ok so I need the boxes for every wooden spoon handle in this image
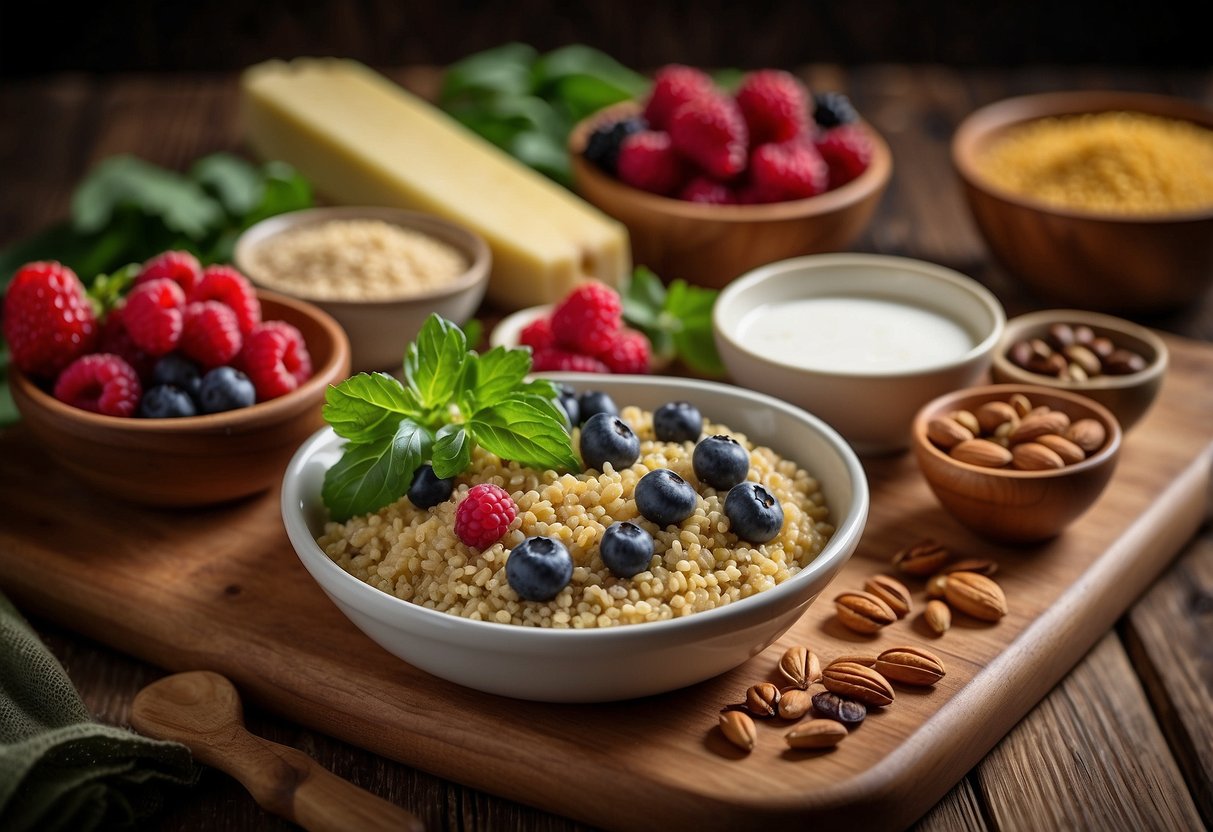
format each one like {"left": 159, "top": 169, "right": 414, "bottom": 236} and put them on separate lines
{"left": 221, "top": 731, "right": 425, "bottom": 832}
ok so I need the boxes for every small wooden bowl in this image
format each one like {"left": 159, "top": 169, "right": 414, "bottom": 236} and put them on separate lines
{"left": 911, "top": 384, "right": 1122, "bottom": 544}
{"left": 952, "top": 91, "right": 1213, "bottom": 313}
{"left": 569, "top": 102, "right": 892, "bottom": 290}
{"left": 991, "top": 309, "right": 1168, "bottom": 431}
{"left": 10, "top": 290, "right": 351, "bottom": 508}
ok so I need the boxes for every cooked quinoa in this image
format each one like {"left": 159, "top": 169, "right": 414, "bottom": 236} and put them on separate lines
{"left": 318, "top": 406, "right": 834, "bottom": 628}
{"left": 978, "top": 111, "right": 1213, "bottom": 214}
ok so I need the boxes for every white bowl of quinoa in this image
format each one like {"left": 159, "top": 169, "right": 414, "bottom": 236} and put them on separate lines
{"left": 235, "top": 206, "right": 490, "bottom": 372}
{"left": 281, "top": 374, "right": 868, "bottom": 702}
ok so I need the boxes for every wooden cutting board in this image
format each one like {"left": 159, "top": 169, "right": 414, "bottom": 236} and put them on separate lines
{"left": 2, "top": 333, "right": 1211, "bottom": 831}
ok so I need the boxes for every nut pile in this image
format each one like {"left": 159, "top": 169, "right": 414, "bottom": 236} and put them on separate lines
{"left": 926, "top": 393, "right": 1108, "bottom": 471}
{"left": 1006, "top": 322, "right": 1148, "bottom": 381}
{"left": 716, "top": 642, "right": 946, "bottom": 753}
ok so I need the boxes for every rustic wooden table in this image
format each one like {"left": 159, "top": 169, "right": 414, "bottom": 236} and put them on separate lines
{"left": 1, "top": 65, "right": 1211, "bottom": 831}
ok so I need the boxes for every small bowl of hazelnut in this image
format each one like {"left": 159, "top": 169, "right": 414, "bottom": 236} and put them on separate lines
{"left": 990, "top": 309, "right": 1167, "bottom": 431}
{"left": 911, "top": 384, "right": 1122, "bottom": 544}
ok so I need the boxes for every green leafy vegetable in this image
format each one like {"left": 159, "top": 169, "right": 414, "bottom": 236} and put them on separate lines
{"left": 321, "top": 314, "right": 580, "bottom": 520}
{"left": 622, "top": 267, "right": 724, "bottom": 376}
{"left": 439, "top": 43, "right": 648, "bottom": 186}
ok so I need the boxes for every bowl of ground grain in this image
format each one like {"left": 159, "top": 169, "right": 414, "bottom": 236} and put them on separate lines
{"left": 953, "top": 91, "right": 1213, "bottom": 313}
{"left": 235, "top": 206, "right": 490, "bottom": 371}
{"left": 281, "top": 374, "right": 868, "bottom": 702}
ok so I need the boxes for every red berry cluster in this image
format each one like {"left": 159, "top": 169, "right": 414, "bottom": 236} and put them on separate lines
{"left": 589, "top": 65, "right": 874, "bottom": 205}
{"left": 2, "top": 252, "right": 314, "bottom": 418}
{"left": 518, "top": 282, "right": 650, "bottom": 375}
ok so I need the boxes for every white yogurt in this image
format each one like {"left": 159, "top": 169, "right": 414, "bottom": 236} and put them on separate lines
{"left": 736, "top": 296, "right": 974, "bottom": 373}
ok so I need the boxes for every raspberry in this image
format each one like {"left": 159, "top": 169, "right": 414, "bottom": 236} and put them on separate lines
{"left": 2, "top": 261, "right": 98, "bottom": 377}
{"left": 181, "top": 301, "right": 243, "bottom": 368}
{"left": 643, "top": 64, "right": 716, "bottom": 131}
{"left": 596, "top": 328, "right": 651, "bottom": 374}
{"left": 669, "top": 94, "right": 749, "bottom": 180}
{"left": 812, "top": 91, "right": 859, "bottom": 130}
{"left": 98, "top": 305, "right": 156, "bottom": 380}
{"left": 750, "top": 141, "right": 829, "bottom": 200}
{"left": 679, "top": 176, "right": 738, "bottom": 204}
{"left": 190, "top": 265, "right": 261, "bottom": 334}
{"left": 454, "top": 483, "right": 517, "bottom": 549}
{"left": 549, "top": 282, "right": 622, "bottom": 355}
{"left": 121, "top": 278, "right": 185, "bottom": 356}
{"left": 53, "top": 353, "right": 142, "bottom": 417}
{"left": 531, "top": 348, "right": 610, "bottom": 374}
{"left": 239, "top": 320, "right": 313, "bottom": 401}
{"left": 582, "top": 116, "right": 647, "bottom": 175}
{"left": 617, "top": 131, "right": 687, "bottom": 196}
{"left": 518, "top": 316, "right": 555, "bottom": 352}
{"left": 735, "top": 70, "right": 810, "bottom": 144}
{"left": 134, "top": 250, "right": 202, "bottom": 295}
{"left": 815, "top": 125, "right": 874, "bottom": 189}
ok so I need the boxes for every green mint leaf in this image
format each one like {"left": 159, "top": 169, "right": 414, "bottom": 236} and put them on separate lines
{"left": 243, "top": 161, "right": 313, "bottom": 227}
{"left": 517, "top": 378, "right": 559, "bottom": 400}
{"left": 0, "top": 341, "right": 16, "bottom": 427}
{"left": 404, "top": 314, "right": 468, "bottom": 410}
{"left": 323, "top": 372, "right": 423, "bottom": 443}
{"left": 72, "top": 155, "right": 223, "bottom": 239}
{"left": 509, "top": 129, "right": 573, "bottom": 187}
{"left": 432, "top": 423, "right": 472, "bottom": 479}
{"left": 621, "top": 266, "right": 668, "bottom": 330}
{"left": 531, "top": 45, "right": 649, "bottom": 99}
{"left": 461, "top": 318, "right": 484, "bottom": 349}
{"left": 190, "top": 153, "right": 264, "bottom": 218}
{"left": 663, "top": 279, "right": 723, "bottom": 375}
{"left": 440, "top": 42, "right": 539, "bottom": 104}
{"left": 469, "top": 399, "right": 579, "bottom": 472}
{"left": 87, "top": 263, "right": 141, "bottom": 318}
{"left": 550, "top": 74, "right": 639, "bottom": 123}
{"left": 471, "top": 346, "right": 532, "bottom": 407}
{"left": 321, "top": 419, "right": 432, "bottom": 522}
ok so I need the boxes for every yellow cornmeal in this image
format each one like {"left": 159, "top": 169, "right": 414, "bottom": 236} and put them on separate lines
{"left": 978, "top": 111, "right": 1213, "bottom": 214}
{"left": 318, "top": 407, "right": 834, "bottom": 628}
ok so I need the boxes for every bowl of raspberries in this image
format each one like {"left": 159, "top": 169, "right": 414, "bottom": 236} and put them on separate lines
{"left": 569, "top": 65, "right": 892, "bottom": 289}
{"left": 3, "top": 252, "right": 351, "bottom": 507}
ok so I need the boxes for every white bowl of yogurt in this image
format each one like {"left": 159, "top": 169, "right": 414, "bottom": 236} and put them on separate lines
{"left": 714, "top": 253, "right": 1005, "bottom": 454}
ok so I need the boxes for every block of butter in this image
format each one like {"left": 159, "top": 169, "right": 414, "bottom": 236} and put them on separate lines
{"left": 241, "top": 59, "right": 630, "bottom": 309}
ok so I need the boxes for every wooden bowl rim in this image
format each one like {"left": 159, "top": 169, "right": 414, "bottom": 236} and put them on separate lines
{"left": 991, "top": 309, "right": 1169, "bottom": 393}
{"left": 233, "top": 205, "right": 492, "bottom": 307}
{"left": 952, "top": 90, "right": 1213, "bottom": 224}
{"left": 911, "top": 383, "right": 1122, "bottom": 479}
{"left": 568, "top": 101, "right": 893, "bottom": 222}
{"left": 11, "top": 289, "right": 350, "bottom": 435}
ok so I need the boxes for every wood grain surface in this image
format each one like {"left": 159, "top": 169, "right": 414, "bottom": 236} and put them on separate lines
{"left": 3, "top": 65, "right": 1213, "bottom": 831}
{"left": 0, "top": 333, "right": 1209, "bottom": 830}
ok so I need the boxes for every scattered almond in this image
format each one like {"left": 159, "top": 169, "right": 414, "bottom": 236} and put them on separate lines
{"left": 719, "top": 710, "right": 757, "bottom": 752}
{"left": 924, "top": 599, "right": 951, "bottom": 635}
{"left": 863, "top": 574, "right": 912, "bottom": 619}
{"left": 941, "top": 558, "right": 999, "bottom": 576}
{"left": 785, "top": 719, "right": 848, "bottom": 750}
{"left": 778, "top": 646, "right": 821, "bottom": 689}
{"left": 892, "top": 539, "right": 951, "bottom": 576}
{"left": 827, "top": 654, "right": 878, "bottom": 669}
{"left": 745, "top": 682, "right": 781, "bottom": 717}
{"left": 875, "top": 646, "right": 947, "bottom": 686}
{"left": 944, "top": 571, "right": 1008, "bottom": 621}
{"left": 822, "top": 662, "right": 895, "bottom": 708}
{"left": 926, "top": 573, "right": 949, "bottom": 598}
{"left": 778, "top": 688, "right": 813, "bottom": 720}
{"left": 833, "top": 591, "right": 897, "bottom": 634}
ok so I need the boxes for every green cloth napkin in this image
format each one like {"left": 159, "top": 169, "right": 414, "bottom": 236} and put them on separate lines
{"left": 0, "top": 592, "right": 197, "bottom": 831}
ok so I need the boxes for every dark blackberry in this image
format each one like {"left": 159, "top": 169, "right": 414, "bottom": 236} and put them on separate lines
{"left": 583, "top": 116, "right": 647, "bottom": 175}
{"left": 813, "top": 92, "right": 858, "bottom": 129}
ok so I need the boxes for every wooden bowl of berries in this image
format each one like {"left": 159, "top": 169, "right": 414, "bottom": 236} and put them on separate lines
{"left": 989, "top": 309, "right": 1168, "bottom": 431}
{"left": 569, "top": 65, "right": 892, "bottom": 290}
{"left": 4, "top": 254, "right": 351, "bottom": 507}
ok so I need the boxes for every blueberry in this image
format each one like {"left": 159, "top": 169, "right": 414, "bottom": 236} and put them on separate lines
{"left": 139, "top": 384, "right": 197, "bottom": 418}
{"left": 724, "top": 482, "right": 785, "bottom": 543}
{"left": 506, "top": 536, "right": 574, "bottom": 601}
{"left": 198, "top": 366, "right": 256, "bottom": 413}
{"left": 653, "top": 401, "right": 703, "bottom": 443}
{"left": 555, "top": 384, "right": 580, "bottom": 428}
{"left": 151, "top": 354, "right": 202, "bottom": 399}
{"left": 634, "top": 468, "right": 698, "bottom": 527}
{"left": 600, "top": 522, "right": 654, "bottom": 578}
{"left": 577, "top": 390, "right": 618, "bottom": 425}
{"left": 692, "top": 434, "right": 750, "bottom": 491}
{"left": 579, "top": 412, "right": 640, "bottom": 472}
{"left": 407, "top": 464, "right": 454, "bottom": 509}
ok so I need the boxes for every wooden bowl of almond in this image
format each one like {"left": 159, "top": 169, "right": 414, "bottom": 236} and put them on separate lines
{"left": 910, "top": 384, "right": 1122, "bottom": 543}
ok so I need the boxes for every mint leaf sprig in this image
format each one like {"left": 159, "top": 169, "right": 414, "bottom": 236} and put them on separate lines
{"left": 321, "top": 314, "right": 580, "bottom": 521}
{"left": 622, "top": 267, "right": 724, "bottom": 377}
